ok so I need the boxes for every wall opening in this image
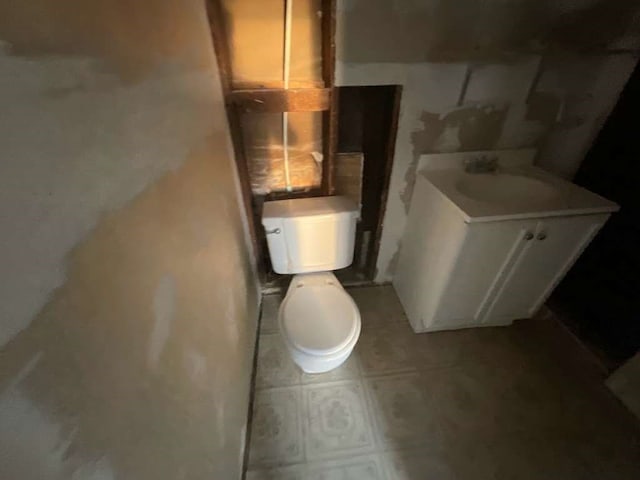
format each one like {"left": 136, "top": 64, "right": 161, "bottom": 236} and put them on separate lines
{"left": 334, "top": 85, "right": 402, "bottom": 282}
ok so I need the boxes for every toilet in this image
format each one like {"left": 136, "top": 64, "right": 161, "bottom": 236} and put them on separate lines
{"left": 262, "top": 196, "right": 361, "bottom": 373}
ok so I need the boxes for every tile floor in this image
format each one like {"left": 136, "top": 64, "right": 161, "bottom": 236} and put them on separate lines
{"left": 247, "top": 286, "right": 640, "bottom": 479}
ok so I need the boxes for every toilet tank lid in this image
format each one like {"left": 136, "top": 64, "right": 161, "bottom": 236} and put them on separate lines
{"left": 262, "top": 196, "right": 358, "bottom": 220}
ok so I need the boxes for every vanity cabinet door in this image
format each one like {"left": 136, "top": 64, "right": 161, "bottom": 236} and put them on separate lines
{"left": 428, "top": 219, "right": 537, "bottom": 329}
{"left": 480, "top": 214, "right": 609, "bottom": 323}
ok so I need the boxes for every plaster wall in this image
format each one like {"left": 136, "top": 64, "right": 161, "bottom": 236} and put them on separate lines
{"left": 0, "top": 1, "right": 259, "bottom": 479}
{"left": 336, "top": 0, "right": 640, "bottom": 281}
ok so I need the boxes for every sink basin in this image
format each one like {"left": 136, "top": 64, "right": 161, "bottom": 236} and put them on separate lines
{"left": 418, "top": 150, "right": 619, "bottom": 222}
{"left": 456, "top": 173, "right": 563, "bottom": 207}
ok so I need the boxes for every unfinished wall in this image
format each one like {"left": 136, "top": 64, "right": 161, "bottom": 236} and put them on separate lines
{"left": 242, "top": 112, "right": 323, "bottom": 194}
{"left": 336, "top": 0, "right": 640, "bottom": 282}
{"left": 221, "top": 0, "right": 325, "bottom": 194}
{"left": 0, "top": 1, "right": 259, "bottom": 479}
{"left": 221, "top": 0, "right": 322, "bottom": 88}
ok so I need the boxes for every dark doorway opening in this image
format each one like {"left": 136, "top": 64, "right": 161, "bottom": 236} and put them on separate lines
{"left": 334, "top": 85, "right": 401, "bottom": 283}
{"left": 550, "top": 61, "right": 640, "bottom": 370}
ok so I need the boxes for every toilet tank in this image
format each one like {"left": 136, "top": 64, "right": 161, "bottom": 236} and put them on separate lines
{"left": 262, "top": 196, "right": 359, "bottom": 274}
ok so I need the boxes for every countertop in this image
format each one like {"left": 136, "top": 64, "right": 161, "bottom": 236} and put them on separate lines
{"left": 420, "top": 165, "right": 619, "bottom": 223}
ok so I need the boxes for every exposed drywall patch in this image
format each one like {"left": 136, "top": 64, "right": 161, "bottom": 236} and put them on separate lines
{"left": 464, "top": 57, "right": 541, "bottom": 104}
{"left": 3, "top": 353, "right": 43, "bottom": 391}
{"left": 400, "top": 105, "right": 508, "bottom": 211}
{"left": 183, "top": 350, "right": 207, "bottom": 387}
{"left": 149, "top": 275, "right": 176, "bottom": 370}
{"left": 238, "top": 424, "right": 247, "bottom": 473}
{"left": 0, "top": 137, "right": 258, "bottom": 479}
{"left": 0, "top": 51, "right": 226, "bottom": 348}
{"left": 433, "top": 106, "right": 507, "bottom": 150}
{"left": 370, "top": 62, "right": 468, "bottom": 283}
{"left": 0, "top": 387, "right": 74, "bottom": 480}
{"left": 384, "top": 243, "right": 402, "bottom": 282}
{"left": 526, "top": 91, "right": 563, "bottom": 124}
{"left": 0, "top": 0, "right": 212, "bottom": 81}
{"left": 336, "top": 1, "right": 640, "bottom": 283}
{"left": 337, "top": 0, "right": 640, "bottom": 64}
{"left": 216, "top": 401, "right": 227, "bottom": 446}
{"left": 1, "top": 352, "right": 118, "bottom": 480}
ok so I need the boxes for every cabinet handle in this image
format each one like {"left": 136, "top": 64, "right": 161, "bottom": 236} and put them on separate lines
{"left": 537, "top": 232, "right": 547, "bottom": 241}
{"left": 524, "top": 232, "right": 534, "bottom": 241}
{"left": 265, "top": 228, "right": 281, "bottom": 235}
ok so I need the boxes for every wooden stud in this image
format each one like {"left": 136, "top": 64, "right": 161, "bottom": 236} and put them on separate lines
{"left": 230, "top": 88, "right": 331, "bottom": 113}
{"left": 206, "top": 0, "right": 340, "bottom": 278}
{"left": 321, "top": 0, "right": 336, "bottom": 87}
{"left": 321, "top": 0, "right": 337, "bottom": 195}
{"left": 322, "top": 89, "right": 338, "bottom": 194}
{"left": 233, "top": 80, "right": 325, "bottom": 90}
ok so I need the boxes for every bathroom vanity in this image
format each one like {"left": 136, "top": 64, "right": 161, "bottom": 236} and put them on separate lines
{"left": 394, "top": 150, "right": 619, "bottom": 333}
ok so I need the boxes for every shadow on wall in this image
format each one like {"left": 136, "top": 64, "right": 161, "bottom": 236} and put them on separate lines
{"left": 0, "top": 0, "right": 212, "bottom": 82}
{"left": 339, "top": 0, "right": 640, "bottom": 63}
{"left": 0, "top": 136, "right": 258, "bottom": 480}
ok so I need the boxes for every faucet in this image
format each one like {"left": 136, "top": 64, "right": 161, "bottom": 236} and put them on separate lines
{"left": 464, "top": 155, "right": 499, "bottom": 174}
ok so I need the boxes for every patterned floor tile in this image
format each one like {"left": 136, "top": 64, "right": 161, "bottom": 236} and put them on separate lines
{"left": 248, "top": 454, "right": 388, "bottom": 480}
{"left": 246, "top": 464, "right": 306, "bottom": 480}
{"left": 256, "top": 334, "right": 301, "bottom": 389}
{"left": 383, "top": 449, "right": 456, "bottom": 480}
{"left": 248, "top": 290, "right": 640, "bottom": 478}
{"left": 366, "top": 373, "right": 441, "bottom": 449}
{"left": 348, "top": 286, "right": 407, "bottom": 324}
{"left": 304, "top": 380, "right": 376, "bottom": 460}
{"left": 421, "top": 364, "right": 503, "bottom": 437}
{"left": 260, "top": 294, "right": 283, "bottom": 334}
{"left": 306, "top": 454, "right": 388, "bottom": 480}
{"left": 461, "top": 326, "right": 531, "bottom": 369}
{"left": 249, "top": 387, "right": 304, "bottom": 467}
{"left": 356, "top": 323, "right": 418, "bottom": 375}
{"left": 413, "top": 329, "right": 468, "bottom": 369}
{"left": 301, "top": 353, "right": 361, "bottom": 385}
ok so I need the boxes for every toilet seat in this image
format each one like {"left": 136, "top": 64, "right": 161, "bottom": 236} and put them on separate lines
{"left": 279, "top": 278, "right": 360, "bottom": 356}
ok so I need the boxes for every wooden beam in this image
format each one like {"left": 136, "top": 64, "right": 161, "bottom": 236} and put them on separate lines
{"left": 233, "top": 80, "right": 325, "bottom": 90}
{"left": 321, "top": 0, "right": 336, "bottom": 86}
{"left": 321, "top": 0, "right": 337, "bottom": 195}
{"left": 230, "top": 88, "right": 331, "bottom": 113}
{"left": 322, "top": 88, "right": 338, "bottom": 194}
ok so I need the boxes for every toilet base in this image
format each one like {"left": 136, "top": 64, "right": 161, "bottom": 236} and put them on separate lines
{"left": 288, "top": 342, "right": 356, "bottom": 374}
{"left": 277, "top": 271, "right": 361, "bottom": 374}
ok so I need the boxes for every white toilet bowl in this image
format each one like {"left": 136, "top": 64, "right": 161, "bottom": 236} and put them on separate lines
{"left": 278, "top": 272, "right": 361, "bottom": 373}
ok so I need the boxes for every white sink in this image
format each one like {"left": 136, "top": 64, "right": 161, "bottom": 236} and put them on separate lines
{"left": 455, "top": 173, "right": 563, "bottom": 208}
{"left": 416, "top": 149, "right": 619, "bottom": 223}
